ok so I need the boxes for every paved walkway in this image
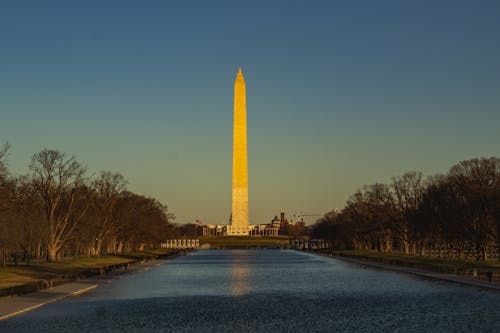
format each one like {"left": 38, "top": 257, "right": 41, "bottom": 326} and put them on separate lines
{"left": 327, "top": 254, "right": 500, "bottom": 291}
{"left": 0, "top": 282, "right": 98, "bottom": 320}
{"left": 0, "top": 258, "right": 168, "bottom": 321}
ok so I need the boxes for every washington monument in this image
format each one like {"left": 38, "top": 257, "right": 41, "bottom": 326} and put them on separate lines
{"left": 228, "top": 68, "right": 249, "bottom": 235}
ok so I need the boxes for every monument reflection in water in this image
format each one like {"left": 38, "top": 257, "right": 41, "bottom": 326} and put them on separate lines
{"left": 229, "top": 255, "right": 250, "bottom": 296}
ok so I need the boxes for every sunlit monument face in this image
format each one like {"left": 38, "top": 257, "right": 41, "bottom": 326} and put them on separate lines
{"left": 228, "top": 68, "right": 249, "bottom": 235}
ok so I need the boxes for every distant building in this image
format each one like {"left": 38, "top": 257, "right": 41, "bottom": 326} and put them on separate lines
{"left": 201, "top": 211, "right": 305, "bottom": 237}
{"left": 277, "top": 212, "right": 309, "bottom": 236}
{"left": 202, "top": 220, "right": 279, "bottom": 237}
{"left": 271, "top": 216, "right": 281, "bottom": 229}
{"left": 248, "top": 223, "right": 279, "bottom": 236}
{"left": 203, "top": 224, "right": 226, "bottom": 236}
{"left": 280, "top": 212, "right": 287, "bottom": 229}
{"left": 295, "top": 219, "right": 305, "bottom": 229}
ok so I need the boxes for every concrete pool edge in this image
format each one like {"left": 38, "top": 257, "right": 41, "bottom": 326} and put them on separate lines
{"left": 0, "top": 255, "right": 186, "bottom": 321}
{"left": 309, "top": 251, "right": 500, "bottom": 292}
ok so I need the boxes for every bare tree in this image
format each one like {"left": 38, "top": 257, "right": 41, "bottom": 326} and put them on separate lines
{"left": 0, "top": 143, "right": 14, "bottom": 265}
{"left": 10, "top": 176, "right": 45, "bottom": 264}
{"left": 388, "top": 171, "right": 426, "bottom": 255}
{"left": 0, "top": 143, "right": 12, "bottom": 213}
{"left": 91, "top": 171, "right": 127, "bottom": 255}
{"left": 449, "top": 158, "right": 500, "bottom": 260}
{"left": 416, "top": 175, "right": 467, "bottom": 258}
{"left": 30, "top": 149, "right": 88, "bottom": 261}
{"left": 314, "top": 209, "right": 359, "bottom": 251}
{"left": 113, "top": 192, "right": 175, "bottom": 252}
{"left": 312, "top": 158, "right": 500, "bottom": 261}
{"left": 1, "top": 145, "right": 177, "bottom": 264}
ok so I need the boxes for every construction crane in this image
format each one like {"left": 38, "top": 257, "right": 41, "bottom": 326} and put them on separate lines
{"left": 292, "top": 212, "right": 320, "bottom": 222}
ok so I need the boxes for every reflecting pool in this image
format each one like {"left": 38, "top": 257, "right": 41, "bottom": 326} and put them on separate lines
{"left": 2, "top": 249, "right": 500, "bottom": 332}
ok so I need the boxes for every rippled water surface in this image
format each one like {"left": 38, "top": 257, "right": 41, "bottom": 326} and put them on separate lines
{"left": 3, "top": 249, "right": 500, "bottom": 332}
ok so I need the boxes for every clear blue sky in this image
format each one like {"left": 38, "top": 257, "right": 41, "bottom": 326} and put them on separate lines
{"left": 1, "top": 1, "right": 499, "bottom": 225}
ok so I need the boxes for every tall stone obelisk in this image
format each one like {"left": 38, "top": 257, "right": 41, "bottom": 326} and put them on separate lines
{"left": 229, "top": 68, "right": 249, "bottom": 235}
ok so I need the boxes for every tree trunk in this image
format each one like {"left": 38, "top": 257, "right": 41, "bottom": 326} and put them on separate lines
{"left": 419, "top": 242, "right": 426, "bottom": 256}
{"left": 403, "top": 240, "right": 410, "bottom": 255}
{"left": 47, "top": 243, "right": 58, "bottom": 262}
{"left": 94, "top": 239, "right": 103, "bottom": 257}
{"left": 476, "top": 244, "right": 487, "bottom": 261}
{"left": 117, "top": 242, "right": 124, "bottom": 254}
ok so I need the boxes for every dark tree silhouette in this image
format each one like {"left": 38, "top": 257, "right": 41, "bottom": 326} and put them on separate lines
{"left": 312, "top": 158, "right": 500, "bottom": 261}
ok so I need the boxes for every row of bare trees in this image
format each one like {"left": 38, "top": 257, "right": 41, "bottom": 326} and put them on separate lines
{"left": 0, "top": 145, "right": 177, "bottom": 264}
{"left": 311, "top": 157, "right": 500, "bottom": 261}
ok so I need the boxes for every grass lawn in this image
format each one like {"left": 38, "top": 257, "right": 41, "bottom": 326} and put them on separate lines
{"left": 125, "top": 248, "right": 177, "bottom": 258}
{"left": 0, "top": 256, "right": 133, "bottom": 289}
{"left": 0, "top": 271, "right": 39, "bottom": 289}
{"left": 199, "top": 236, "right": 289, "bottom": 248}
{"left": 334, "top": 250, "right": 500, "bottom": 274}
{"left": 0, "top": 249, "right": 177, "bottom": 290}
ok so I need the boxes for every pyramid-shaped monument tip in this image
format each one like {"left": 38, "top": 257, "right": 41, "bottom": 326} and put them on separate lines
{"left": 236, "top": 67, "right": 244, "bottom": 80}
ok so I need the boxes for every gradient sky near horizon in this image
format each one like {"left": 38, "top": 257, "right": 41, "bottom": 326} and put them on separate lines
{"left": 1, "top": 1, "right": 500, "bottom": 225}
